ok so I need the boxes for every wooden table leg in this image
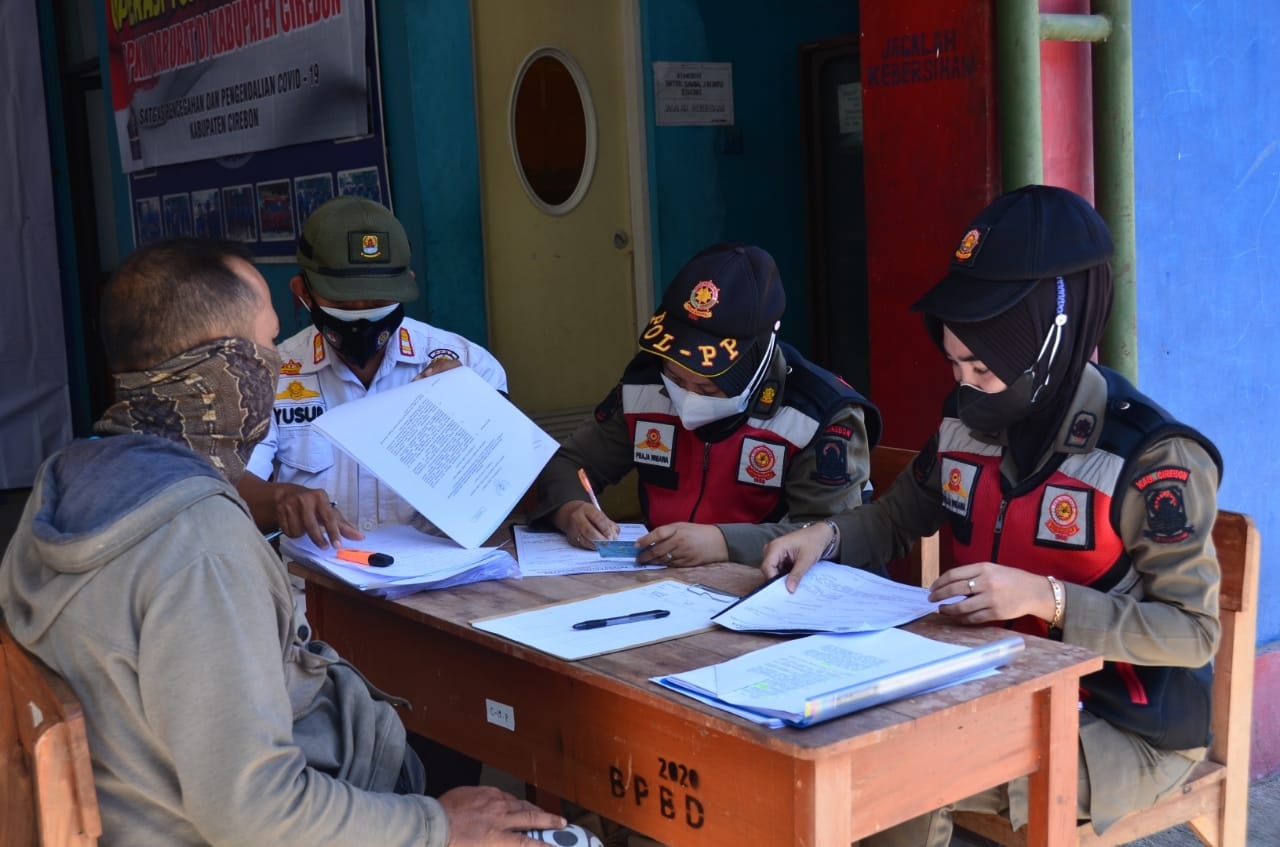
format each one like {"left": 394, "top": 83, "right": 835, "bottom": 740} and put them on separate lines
{"left": 1025, "top": 677, "right": 1081, "bottom": 846}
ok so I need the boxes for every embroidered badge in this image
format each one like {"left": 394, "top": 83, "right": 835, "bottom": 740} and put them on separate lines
{"left": 348, "top": 230, "right": 391, "bottom": 264}
{"left": 953, "top": 226, "right": 989, "bottom": 266}
{"left": 1131, "top": 465, "right": 1191, "bottom": 491}
{"left": 738, "top": 438, "right": 784, "bottom": 488}
{"left": 272, "top": 375, "right": 325, "bottom": 428}
{"left": 1143, "top": 484, "right": 1194, "bottom": 543}
{"left": 313, "top": 334, "right": 326, "bottom": 364}
{"left": 684, "top": 280, "right": 720, "bottom": 320}
{"left": 1065, "top": 412, "right": 1096, "bottom": 448}
{"left": 940, "top": 457, "right": 980, "bottom": 518}
{"left": 281, "top": 359, "right": 302, "bottom": 376}
{"left": 633, "top": 421, "right": 675, "bottom": 468}
{"left": 428, "top": 348, "right": 460, "bottom": 361}
{"left": 275, "top": 379, "right": 322, "bottom": 402}
{"left": 1035, "top": 485, "right": 1092, "bottom": 548}
{"left": 398, "top": 326, "right": 414, "bottom": 357}
{"left": 812, "top": 424, "right": 852, "bottom": 486}
{"left": 758, "top": 384, "right": 777, "bottom": 409}
{"left": 361, "top": 233, "right": 382, "bottom": 258}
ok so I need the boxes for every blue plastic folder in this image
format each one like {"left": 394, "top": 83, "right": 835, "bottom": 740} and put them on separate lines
{"left": 656, "top": 630, "right": 1025, "bottom": 728}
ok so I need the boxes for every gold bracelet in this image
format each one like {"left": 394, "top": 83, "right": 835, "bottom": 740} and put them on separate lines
{"left": 1046, "top": 575, "right": 1065, "bottom": 630}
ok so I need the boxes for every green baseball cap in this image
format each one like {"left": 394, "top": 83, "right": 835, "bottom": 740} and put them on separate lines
{"left": 296, "top": 196, "right": 419, "bottom": 303}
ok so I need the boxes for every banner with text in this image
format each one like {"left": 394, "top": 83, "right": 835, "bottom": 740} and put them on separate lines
{"left": 107, "top": 0, "right": 367, "bottom": 173}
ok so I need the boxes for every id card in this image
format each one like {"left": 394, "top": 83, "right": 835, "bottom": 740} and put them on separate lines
{"left": 595, "top": 539, "right": 640, "bottom": 559}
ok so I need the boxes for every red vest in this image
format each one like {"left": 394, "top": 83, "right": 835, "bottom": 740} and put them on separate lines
{"left": 623, "top": 383, "right": 812, "bottom": 526}
{"left": 938, "top": 419, "right": 1129, "bottom": 596}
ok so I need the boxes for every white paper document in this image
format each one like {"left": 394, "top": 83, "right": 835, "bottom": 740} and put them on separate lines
{"left": 471, "top": 579, "right": 739, "bottom": 660}
{"left": 657, "top": 629, "right": 1024, "bottom": 727}
{"left": 282, "top": 524, "right": 519, "bottom": 599}
{"left": 711, "top": 560, "right": 962, "bottom": 634}
{"left": 310, "top": 366, "right": 558, "bottom": 548}
{"left": 512, "top": 524, "right": 665, "bottom": 576}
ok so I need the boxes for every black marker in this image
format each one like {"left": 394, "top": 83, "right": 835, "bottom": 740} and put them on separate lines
{"left": 571, "top": 609, "right": 670, "bottom": 630}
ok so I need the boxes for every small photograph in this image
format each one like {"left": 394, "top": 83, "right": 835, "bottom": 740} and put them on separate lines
{"left": 256, "top": 179, "right": 296, "bottom": 242}
{"left": 192, "top": 188, "right": 223, "bottom": 239}
{"left": 222, "top": 184, "right": 257, "bottom": 242}
{"left": 162, "top": 193, "right": 194, "bottom": 238}
{"left": 294, "top": 172, "right": 335, "bottom": 230}
{"left": 337, "top": 166, "right": 382, "bottom": 203}
{"left": 135, "top": 196, "right": 162, "bottom": 245}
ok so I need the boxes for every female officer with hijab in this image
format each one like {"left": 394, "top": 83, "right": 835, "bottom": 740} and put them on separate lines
{"left": 760, "top": 185, "right": 1223, "bottom": 844}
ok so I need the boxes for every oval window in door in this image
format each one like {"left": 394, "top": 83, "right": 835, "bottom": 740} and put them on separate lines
{"left": 510, "top": 48, "right": 596, "bottom": 214}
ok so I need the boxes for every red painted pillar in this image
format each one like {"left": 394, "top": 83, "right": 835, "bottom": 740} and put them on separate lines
{"left": 1041, "top": 0, "right": 1094, "bottom": 198}
{"left": 860, "top": 2, "right": 1000, "bottom": 449}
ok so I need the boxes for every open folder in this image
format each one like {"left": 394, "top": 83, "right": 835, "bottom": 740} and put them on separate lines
{"left": 655, "top": 629, "right": 1024, "bottom": 728}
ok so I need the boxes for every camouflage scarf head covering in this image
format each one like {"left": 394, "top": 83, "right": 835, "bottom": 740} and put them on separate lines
{"left": 94, "top": 337, "right": 280, "bottom": 483}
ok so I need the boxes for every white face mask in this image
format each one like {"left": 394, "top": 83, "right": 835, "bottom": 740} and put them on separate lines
{"left": 316, "top": 302, "right": 400, "bottom": 322}
{"left": 660, "top": 332, "right": 777, "bottom": 430}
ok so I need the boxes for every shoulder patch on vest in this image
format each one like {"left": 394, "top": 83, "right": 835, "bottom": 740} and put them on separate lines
{"left": 812, "top": 434, "right": 851, "bottom": 486}
{"left": 1141, "top": 481, "right": 1195, "bottom": 543}
{"left": 1065, "top": 411, "right": 1097, "bottom": 448}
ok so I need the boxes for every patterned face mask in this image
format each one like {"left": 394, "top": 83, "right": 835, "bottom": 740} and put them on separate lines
{"left": 94, "top": 337, "right": 281, "bottom": 483}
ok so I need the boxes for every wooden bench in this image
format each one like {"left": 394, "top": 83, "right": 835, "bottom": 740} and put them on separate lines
{"left": 951, "top": 509, "right": 1260, "bottom": 847}
{"left": 869, "top": 445, "right": 941, "bottom": 586}
{"left": 1, "top": 619, "right": 101, "bottom": 847}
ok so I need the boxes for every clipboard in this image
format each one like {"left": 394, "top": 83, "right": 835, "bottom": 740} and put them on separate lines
{"left": 471, "top": 579, "right": 739, "bottom": 661}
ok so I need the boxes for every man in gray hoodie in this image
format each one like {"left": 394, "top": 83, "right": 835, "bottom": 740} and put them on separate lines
{"left": 0, "top": 238, "right": 568, "bottom": 846}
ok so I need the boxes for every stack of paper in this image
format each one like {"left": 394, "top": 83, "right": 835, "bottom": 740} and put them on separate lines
{"left": 282, "top": 524, "right": 519, "bottom": 599}
{"left": 655, "top": 629, "right": 1024, "bottom": 728}
{"left": 711, "top": 561, "right": 962, "bottom": 634}
{"left": 512, "top": 524, "right": 665, "bottom": 576}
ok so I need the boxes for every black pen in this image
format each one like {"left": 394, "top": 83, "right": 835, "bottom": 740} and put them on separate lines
{"left": 571, "top": 609, "right": 671, "bottom": 630}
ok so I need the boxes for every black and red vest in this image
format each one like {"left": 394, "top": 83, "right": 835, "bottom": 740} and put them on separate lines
{"left": 618, "top": 345, "right": 879, "bottom": 527}
{"left": 937, "top": 367, "right": 1222, "bottom": 749}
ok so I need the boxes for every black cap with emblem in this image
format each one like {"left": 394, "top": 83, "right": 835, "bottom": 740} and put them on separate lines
{"left": 911, "top": 184, "right": 1113, "bottom": 322}
{"left": 637, "top": 243, "right": 786, "bottom": 396}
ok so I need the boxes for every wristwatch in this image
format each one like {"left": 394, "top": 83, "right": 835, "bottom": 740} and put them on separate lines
{"left": 803, "top": 518, "right": 841, "bottom": 560}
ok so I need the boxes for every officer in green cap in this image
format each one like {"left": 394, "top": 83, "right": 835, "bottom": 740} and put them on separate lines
{"left": 237, "top": 195, "right": 508, "bottom": 551}
{"left": 762, "top": 185, "right": 1223, "bottom": 845}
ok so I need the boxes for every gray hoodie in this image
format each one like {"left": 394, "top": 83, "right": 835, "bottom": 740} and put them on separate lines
{"left": 0, "top": 434, "right": 448, "bottom": 846}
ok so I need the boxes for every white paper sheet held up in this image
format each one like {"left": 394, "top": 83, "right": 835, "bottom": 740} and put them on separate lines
{"left": 471, "top": 580, "right": 738, "bottom": 660}
{"left": 310, "top": 366, "right": 558, "bottom": 548}
{"left": 712, "top": 560, "right": 962, "bottom": 634}
{"left": 512, "top": 524, "right": 665, "bottom": 576}
{"left": 282, "top": 524, "right": 518, "bottom": 599}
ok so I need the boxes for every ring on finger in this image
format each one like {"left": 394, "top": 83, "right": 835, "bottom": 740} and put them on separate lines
{"left": 665, "top": 552, "right": 673, "bottom": 562}
{"left": 967, "top": 578, "right": 977, "bottom": 592}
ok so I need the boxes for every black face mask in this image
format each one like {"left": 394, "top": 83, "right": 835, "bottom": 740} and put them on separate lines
{"left": 956, "top": 370, "right": 1038, "bottom": 433}
{"left": 309, "top": 303, "right": 406, "bottom": 368}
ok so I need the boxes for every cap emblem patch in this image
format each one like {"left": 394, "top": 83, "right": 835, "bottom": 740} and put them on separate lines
{"left": 954, "top": 226, "right": 989, "bottom": 267}
{"left": 361, "top": 234, "right": 382, "bottom": 258}
{"left": 684, "top": 280, "right": 720, "bottom": 320}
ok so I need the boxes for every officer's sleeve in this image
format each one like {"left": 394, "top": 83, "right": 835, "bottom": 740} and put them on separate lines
{"left": 1060, "top": 436, "right": 1221, "bottom": 667}
{"left": 718, "top": 404, "right": 870, "bottom": 566}
{"left": 830, "top": 432, "right": 951, "bottom": 576}
{"left": 528, "top": 385, "right": 637, "bottom": 527}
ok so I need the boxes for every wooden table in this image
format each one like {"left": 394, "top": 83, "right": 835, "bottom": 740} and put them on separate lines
{"left": 300, "top": 562, "right": 1101, "bottom": 846}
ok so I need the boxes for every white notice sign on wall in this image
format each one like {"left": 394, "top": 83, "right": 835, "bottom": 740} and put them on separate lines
{"left": 653, "top": 61, "right": 734, "bottom": 126}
